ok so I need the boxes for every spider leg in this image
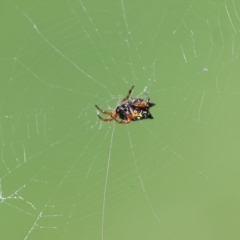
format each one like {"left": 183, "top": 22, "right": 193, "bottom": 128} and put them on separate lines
{"left": 96, "top": 108, "right": 119, "bottom": 122}
{"left": 95, "top": 105, "right": 113, "bottom": 115}
{"left": 121, "top": 85, "right": 134, "bottom": 103}
{"left": 97, "top": 115, "right": 114, "bottom": 122}
{"left": 145, "top": 92, "right": 150, "bottom": 102}
{"left": 111, "top": 115, "right": 131, "bottom": 124}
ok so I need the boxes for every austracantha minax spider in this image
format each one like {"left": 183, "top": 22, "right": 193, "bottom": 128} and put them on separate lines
{"left": 95, "top": 86, "right": 155, "bottom": 124}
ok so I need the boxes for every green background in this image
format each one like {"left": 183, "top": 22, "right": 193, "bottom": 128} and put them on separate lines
{"left": 1, "top": 0, "right": 240, "bottom": 239}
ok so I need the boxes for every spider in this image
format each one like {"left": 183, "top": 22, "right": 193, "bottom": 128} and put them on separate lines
{"left": 95, "top": 86, "right": 155, "bottom": 124}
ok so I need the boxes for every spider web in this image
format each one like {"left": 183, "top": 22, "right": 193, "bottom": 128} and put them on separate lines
{"left": 1, "top": 0, "right": 240, "bottom": 239}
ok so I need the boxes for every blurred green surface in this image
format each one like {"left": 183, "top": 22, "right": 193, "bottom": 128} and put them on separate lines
{"left": 1, "top": 0, "right": 240, "bottom": 239}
